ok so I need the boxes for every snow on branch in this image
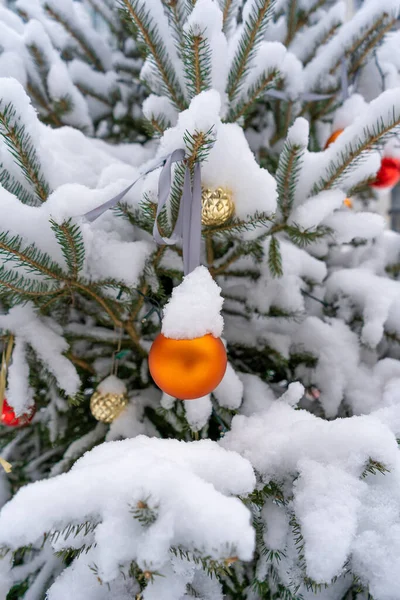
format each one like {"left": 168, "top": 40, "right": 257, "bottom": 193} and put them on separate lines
{"left": 0, "top": 304, "right": 80, "bottom": 396}
{"left": 307, "top": 88, "right": 400, "bottom": 196}
{"left": 121, "top": 0, "right": 187, "bottom": 110}
{"left": 221, "top": 400, "right": 400, "bottom": 594}
{"left": 0, "top": 436, "right": 255, "bottom": 596}
{"left": 0, "top": 78, "right": 51, "bottom": 203}
{"left": 304, "top": 0, "right": 400, "bottom": 91}
{"left": 227, "top": 0, "right": 277, "bottom": 101}
{"left": 43, "top": 0, "right": 112, "bottom": 73}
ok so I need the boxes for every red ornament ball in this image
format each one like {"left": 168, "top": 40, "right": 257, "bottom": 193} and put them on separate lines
{"left": 149, "top": 333, "right": 227, "bottom": 400}
{"left": 1, "top": 398, "right": 35, "bottom": 427}
{"left": 370, "top": 157, "right": 400, "bottom": 189}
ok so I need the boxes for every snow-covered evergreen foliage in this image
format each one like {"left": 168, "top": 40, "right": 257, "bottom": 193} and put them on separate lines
{"left": 0, "top": 0, "right": 146, "bottom": 140}
{"left": 1, "top": 0, "right": 400, "bottom": 598}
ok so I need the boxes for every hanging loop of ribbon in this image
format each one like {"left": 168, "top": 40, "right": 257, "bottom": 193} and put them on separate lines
{"left": 83, "top": 149, "right": 202, "bottom": 276}
{"left": 152, "top": 149, "right": 202, "bottom": 275}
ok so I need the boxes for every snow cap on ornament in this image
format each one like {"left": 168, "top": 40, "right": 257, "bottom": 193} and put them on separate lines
{"left": 149, "top": 267, "right": 227, "bottom": 400}
{"left": 162, "top": 266, "right": 223, "bottom": 340}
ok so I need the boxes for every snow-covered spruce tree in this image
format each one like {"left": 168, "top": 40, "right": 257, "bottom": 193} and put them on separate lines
{"left": 0, "top": 0, "right": 146, "bottom": 141}
{"left": 1, "top": 0, "right": 400, "bottom": 598}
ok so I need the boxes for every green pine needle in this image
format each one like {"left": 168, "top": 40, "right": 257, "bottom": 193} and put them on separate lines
{"left": 0, "top": 101, "right": 51, "bottom": 202}
{"left": 182, "top": 27, "right": 212, "bottom": 99}
{"left": 268, "top": 237, "right": 283, "bottom": 278}
{"left": 227, "top": 0, "right": 276, "bottom": 101}
{"left": 50, "top": 219, "right": 85, "bottom": 279}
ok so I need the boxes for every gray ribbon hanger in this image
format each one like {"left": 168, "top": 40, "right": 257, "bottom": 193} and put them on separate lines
{"left": 152, "top": 149, "right": 202, "bottom": 275}
{"left": 340, "top": 57, "right": 349, "bottom": 102}
{"left": 83, "top": 148, "right": 202, "bottom": 276}
{"left": 265, "top": 89, "right": 334, "bottom": 102}
{"left": 84, "top": 154, "right": 169, "bottom": 222}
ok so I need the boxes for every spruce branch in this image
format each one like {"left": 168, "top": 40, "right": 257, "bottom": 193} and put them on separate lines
{"left": 0, "top": 265, "right": 61, "bottom": 306}
{"left": 170, "top": 546, "right": 237, "bottom": 578}
{"left": 268, "top": 236, "right": 283, "bottom": 277}
{"left": 328, "top": 13, "right": 396, "bottom": 78}
{"left": 85, "top": 0, "right": 121, "bottom": 35}
{"left": 161, "top": 0, "right": 187, "bottom": 47}
{"left": 227, "top": 0, "right": 276, "bottom": 101}
{"left": 228, "top": 69, "right": 280, "bottom": 122}
{"left": 50, "top": 219, "right": 85, "bottom": 280}
{"left": 26, "top": 41, "right": 64, "bottom": 126}
{"left": 130, "top": 498, "right": 158, "bottom": 526}
{"left": 350, "top": 17, "right": 396, "bottom": 75}
{"left": 0, "top": 102, "right": 51, "bottom": 203}
{"left": 75, "top": 83, "right": 113, "bottom": 107}
{"left": 361, "top": 458, "right": 389, "bottom": 478}
{"left": 202, "top": 211, "right": 274, "bottom": 238}
{"left": 284, "top": 0, "right": 298, "bottom": 46}
{"left": 120, "top": 0, "right": 186, "bottom": 110}
{"left": 182, "top": 28, "right": 212, "bottom": 99}
{"left": 0, "top": 232, "right": 64, "bottom": 281}
{"left": 219, "top": 0, "right": 238, "bottom": 33}
{"left": 313, "top": 112, "right": 400, "bottom": 194}
{"left": 0, "top": 168, "right": 37, "bottom": 206}
{"left": 292, "top": 0, "right": 325, "bottom": 34}
{"left": 286, "top": 224, "right": 332, "bottom": 247}
{"left": 143, "top": 114, "right": 171, "bottom": 138}
{"left": 302, "top": 23, "right": 341, "bottom": 67}
{"left": 44, "top": 3, "right": 105, "bottom": 72}
{"left": 276, "top": 139, "right": 305, "bottom": 220}
{"left": 45, "top": 520, "right": 99, "bottom": 546}
{"left": 27, "top": 81, "right": 63, "bottom": 128}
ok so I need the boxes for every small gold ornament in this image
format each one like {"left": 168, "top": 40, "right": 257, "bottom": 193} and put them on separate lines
{"left": 201, "top": 187, "right": 235, "bottom": 227}
{"left": 90, "top": 375, "right": 128, "bottom": 423}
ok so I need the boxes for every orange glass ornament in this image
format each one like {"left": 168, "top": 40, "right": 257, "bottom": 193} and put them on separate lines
{"left": 324, "top": 128, "right": 344, "bottom": 149}
{"left": 343, "top": 198, "right": 353, "bottom": 208}
{"left": 149, "top": 333, "right": 227, "bottom": 400}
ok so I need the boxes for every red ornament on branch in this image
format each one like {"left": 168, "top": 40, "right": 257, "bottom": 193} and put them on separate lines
{"left": 1, "top": 398, "right": 35, "bottom": 427}
{"left": 370, "top": 157, "right": 400, "bottom": 189}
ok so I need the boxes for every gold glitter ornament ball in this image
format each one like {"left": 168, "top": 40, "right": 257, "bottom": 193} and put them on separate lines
{"left": 201, "top": 187, "right": 235, "bottom": 226}
{"left": 90, "top": 375, "right": 128, "bottom": 423}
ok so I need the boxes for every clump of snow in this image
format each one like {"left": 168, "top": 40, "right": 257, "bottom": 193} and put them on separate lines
{"left": 142, "top": 95, "right": 178, "bottom": 128}
{"left": 237, "top": 41, "right": 287, "bottom": 108}
{"left": 324, "top": 211, "right": 385, "bottom": 244}
{"left": 162, "top": 266, "right": 224, "bottom": 339}
{"left": 279, "top": 381, "right": 305, "bottom": 406}
{"left": 152, "top": 90, "right": 277, "bottom": 219}
{"left": 221, "top": 401, "right": 400, "bottom": 590}
{"left": 289, "top": 190, "right": 345, "bottom": 229}
{"left": 292, "top": 317, "right": 360, "bottom": 417}
{"left": 97, "top": 375, "right": 127, "bottom": 395}
{"left": 0, "top": 436, "right": 256, "bottom": 595}
{"left": 333, "top": 94, "right": 368, "bottom": 130}
{"left": 326, "top": 269, "right": 400, "bottom": 347}
{"left": 184, "top": 0, "right": 228, "bottom": 103}
{"left": 286, "top": 116, "right": 309, "bottom": 146}
{"left": 0, "top": 305, "right": 80, "bottom": 397}
{"left": 213, "top": 362, "right": 244, "bottom": 409}
{"left": 247, "top": 239, "right": 327, "bottom": 316}
{"left": 184, "top": 395, "right": 213, "bottom": 431}
{"left": 6, "top": 337, "right": 34, "bottom": 417}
